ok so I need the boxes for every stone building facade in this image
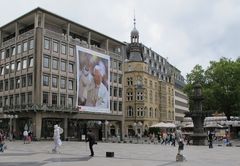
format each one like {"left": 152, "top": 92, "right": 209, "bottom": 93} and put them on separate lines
{"left": 0, "top": 8, "right": 125, "bottom": 140}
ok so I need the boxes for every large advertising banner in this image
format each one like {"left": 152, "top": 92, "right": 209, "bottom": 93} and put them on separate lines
{"left": 76, "top": 46, "right": 110, "bottom": 113}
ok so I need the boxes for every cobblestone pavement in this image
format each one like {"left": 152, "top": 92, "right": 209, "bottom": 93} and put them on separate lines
{"left": 0, "top": 141, "right": 240, "bottom": 166}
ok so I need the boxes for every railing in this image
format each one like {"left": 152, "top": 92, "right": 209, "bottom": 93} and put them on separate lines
{"left": 44, "top": 29, "right": 66, "bottom": 41}
{"left": 18, "top": 29, "right": 34, "bottom": 40}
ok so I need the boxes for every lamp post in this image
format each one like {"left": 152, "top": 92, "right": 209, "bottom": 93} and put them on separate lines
{"left": 4, "top": 114, "right": 18, "bottom": 141}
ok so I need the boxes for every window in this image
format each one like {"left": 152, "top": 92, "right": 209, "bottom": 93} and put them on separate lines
{"left": 43, "top": 92, "right": 49, "bottom": 104}
{"left": 44, "top": 38, "right": 50, "bottom": 50}
{"left": 69, "top": 46, "right": 74, "bottom": 56}
{"left": 10, "top": 78, "right": 14, "bottom": 90}
{"left": 60, "top": 77, "right": 66, "bottom": 89}
{"left": 119, "top": 101, "right": 122, "bottom": 111}
{"left": 22, "top": 59, "right": 27, "bottom": 69}
{"left": 113, "top": 73, "right": 117, "bottom": 83}
{"left": 52, "top": 93, "right": 58, "bottom": 105}
{"left": 61, "top": 60, "right": 66, "bottom": 71}
{"left": 28, "top": 57, "right": 33, "bottom": 67}
{"left": 10, "top": 62, "right": 15, "bottom": 73}
{"left": 23, "top": 41, "right": 28, "bottom": 52}
{"left": 0, "top": 97, "right": 2, "bottom": 107}
{"left": 11, "top": 46, "right": 16, "bottom": 56}
{"left": 119, "top": 88, "right": 122, "bottom": 97}
{"left": 52, "top": 58, "right": 58, "bottom": 70}
{"left": 128, "top": 106, "right": 133, "bottom": 117}
{"left": 60, "top": 95, "right": 66, "bottom": 106}
{"left": 68, "top": 62, "right": 74, "bottom": 73}
{"left": 5, "top": 64, "right": 10, "bottom": 74}
{"left": 68, "top": 96, "right": 73, "bottom": 106}
{"left": 5, "top": 79, "right": 8, "bottom": 91}
{"left": 6, "top": 48, "right": 10, "bottom": 58}
{"left": 113, "top": 61, "right": 117, "bottom": 69}
{"left": 16, "top": 60, "right": 21, "bottom": 71}
{"left": 127, "top": 77, "right": 133, "bottom": 85}
{"left": 118, "top": 75, "right": 122, "bottom": 84}
{"left": 61, "top": 44, "right": 66, "bottom": 54}
{"left": 43, "top": 55, "right": 50, "bottom": 68}
{"left": 68, "top": 80, "right": 73, "bottom": 90}
{"left": 0, "top": 81, "right": 3, "bottom": 92}
{"left": 10, "top": 95, "right": 13, "bottom": 106}
{"left": 21, "top": 93, "right": 26, "bottom": 105}
{"left": 16, "top": 77, "right": 20, "bottom": 89}
{"left": 27, "top": 74, "right": 32, "bottom": 86}
{"left": 4, "top": 96, "right": 8, "bottom": 106}
{"left": 127, "top": 91, "right": 133, "bottom": 101}
{"left": 43, "top": 74, "right": 49, "bottom": 86}
{"left": 22, "top": 76, "right": 26, "bottom": 87}
{"left": 17, "top": 44, "right": 21, "bottom": 54}
{"left": 114, "top": 101, "right": 117, "bottom": 111}
{"left": 114, "top": 87, "right": 117, "bottom": 97}
{"left": 53, "top": 41, "right": 59, "bottom": 53}
{"left": 15, "top": 94, "right": 20, "bottom": 105}
{"left": 110, "top": 86, "right": 112, "bottom": 96}
{"left": 0, "top": 66, "right": 4, "bottom": 75}
{"left": 118, "top": 62, "right": 122, "bottom": 70}
{"left": 1, "top": 51, "right": 5, "bottom": 60}
{"left": 52, "top": 76, "right": 58, "bottom": 88}
{"left": 29, "top": 39, "right": 34, "bottom": 50}
{"left": 27, "top": 92, "right": 32, "bottom": 104}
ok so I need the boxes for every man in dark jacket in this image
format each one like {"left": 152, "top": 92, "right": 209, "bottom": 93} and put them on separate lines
{"left": 86, "top": 130, "right": 96, "bottom": 157}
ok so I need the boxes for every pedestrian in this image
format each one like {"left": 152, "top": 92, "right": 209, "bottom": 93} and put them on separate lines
{"left": 0, "top": 130, "right": 5, "bottom": 152}
{"left": 52, "top": 124, "right": 63, "bottom": 153}
{"left": 175, "top": 127, "right": 185, "bottom": 161}
{"left": 208, "top": 131, "right": 213, "bottom": 148}
{"left": 86, "top": 129, "right": 97, "bottom": 157}
{"left": 23, "top": 130, "right": 28, "bottom": 144}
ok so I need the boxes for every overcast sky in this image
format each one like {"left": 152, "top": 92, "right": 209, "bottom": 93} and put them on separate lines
{"left": 1, "top": 0, "right": 240, "bottom": 77}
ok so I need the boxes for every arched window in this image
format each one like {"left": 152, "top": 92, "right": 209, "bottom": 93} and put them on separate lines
{"left": 149, "top": 107, "right": 153, "bottom": 118}
{"left": 126, "top": 88, "right": 133, "bottom": 101}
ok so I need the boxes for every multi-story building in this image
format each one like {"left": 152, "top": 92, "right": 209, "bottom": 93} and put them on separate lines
{"left": 124, "top": 18, "right": 188, "bottom": 136}
{"left": 0, "top": 8, "right": 125, "bottom": 140}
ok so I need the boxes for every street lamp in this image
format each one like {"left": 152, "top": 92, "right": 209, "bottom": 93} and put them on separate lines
{"left": 4, "top": 114, "right": 18, "bottom": 141}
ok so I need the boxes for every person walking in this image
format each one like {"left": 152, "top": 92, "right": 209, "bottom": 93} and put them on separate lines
{"left": 23, "top": 130, "right": 28, "bottom": 144}
{"left": 52, "top": 124, "right": 63, "bottom": 153}
{"left": 86, "top": 130, "right": 96, "bottom": 157}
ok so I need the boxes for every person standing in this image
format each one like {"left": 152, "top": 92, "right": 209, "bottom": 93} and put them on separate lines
{"left": 208, "top": 131, "right": 213, "bottom": 148}
{"left": 52, "top": 124, "right": 63, "bottom": 153}
{"left": 175, "top": 127, "right": 185, "bottom": 161}
{"left": 23, "top": 130, "right": 28, "bottom": 144}
{"left": 86, "top": 130, "right": 96, "bottom": 157}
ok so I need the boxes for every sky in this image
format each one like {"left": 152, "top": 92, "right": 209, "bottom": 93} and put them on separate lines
{"left": 1, "top": 0, "right": 240, "bottom": 77}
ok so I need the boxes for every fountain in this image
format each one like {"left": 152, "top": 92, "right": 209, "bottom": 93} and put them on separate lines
{"left": 186, "top": 83, "right": 209, "bottom": 145}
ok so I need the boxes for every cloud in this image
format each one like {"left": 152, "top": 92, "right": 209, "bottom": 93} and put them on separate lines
{"left": 1, "top": 0, "right": 240, "bottom": 77}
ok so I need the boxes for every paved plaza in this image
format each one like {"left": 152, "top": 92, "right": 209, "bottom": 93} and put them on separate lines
{"left": 0, "top": 140, "right": 240, "bottom": 166}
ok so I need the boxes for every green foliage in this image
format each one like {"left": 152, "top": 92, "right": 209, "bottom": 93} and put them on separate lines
{"left": 185, "top": 58, "right": 240, "bottom": 119}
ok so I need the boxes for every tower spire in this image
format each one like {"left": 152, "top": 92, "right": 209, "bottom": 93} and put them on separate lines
{"left": 134, "top": 10, "right": 136, "bottom": 28}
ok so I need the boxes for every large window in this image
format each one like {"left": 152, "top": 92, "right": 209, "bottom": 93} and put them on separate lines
{"left": 44, "top": 38, "right": 50, "bottom": 50}
{"left": 52, "top": 76, "right": 58, "bottom": 88}
{"left": 10, "top": 78, "right": 14, "bottom": 90}
{"left": 43, "top": 74, "right": 49, "bottom": 86}
{"left": 52, "top": 58, "right": 59, "bottom": 70}
{"left": 1, "top": 50, "right": 5, "bottom": 60}
{"left": 61, "top": 44, "right": 66, "bottom": 54}
{"left": 23, "top": 41, "right": 28, "bottom": 52}
{"left": 10, "top": 62, "right": 15, "bottom": 73}
{"left": 60, "top": 77, "right": 66, "bottom": 89}
{"left": 22, "top": 59, "right": 27, "bottom": 69}
{"left": 61, "top": 60, "right": 66, "bottom": 71}
{"left": 52, "top": 93, "right": 58, "bottom": 105}
{"left": 16, "top": 60, "right": 21, "bottom": 71}
{"left": 60, "top": 95, "right": 66, "bottom": 106}
{"left": 68, "top": 80, "right": 73, "bottom": 90}
{"left": 68, "top": 62, "right": 74, "bottom": 73}
{"left": 43, "top": 92, "right": 49, "bottom": 104}
{"left": 0, "top": 81, "right": 3, "bottom": 92}
{"left": 68, "top": 96, "right": 73, "bottom": 106}
{"left": 27, "top": 92, "right": 32, "bottom": 104}
{"left": 4, "top": 79, "right": 8, "bottom": 91}
{"left": 5, "top": 64, "right": 9, "bottom": 74}
{"left": 16, "top": 77, "right": 20, "bottom": 89}
{"left": 27, "top": 74, "right": 32, "bottom": 86}
{"left": 21, "top": 93, "right": 26, "bottom": 105}
{"left": 28, "top": 57, "right": 33, "bottom": 67}
{"left": 0, "top": 66, "right": 4, "bottom": 75}
{"left": 22, "top": 76, "right": 26, "bottom": 87}
{"left": 43, "top": 55, "right": 50, "bottom": 68}
{"left": 15, "top": 94, "right": 20, "bottom": 105}
{"left": 11, "top": 46, "right": 16, "bottom": 56}
{"left": 53, "top": 41, "right": 59, "bottom": 53}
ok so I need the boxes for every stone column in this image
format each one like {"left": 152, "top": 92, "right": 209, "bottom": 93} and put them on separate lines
{"left": 64, "top": 117, "right": 68, "bottom": 140}
{"left": 34, "top": 112, "right": 42, "bottom": 140}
